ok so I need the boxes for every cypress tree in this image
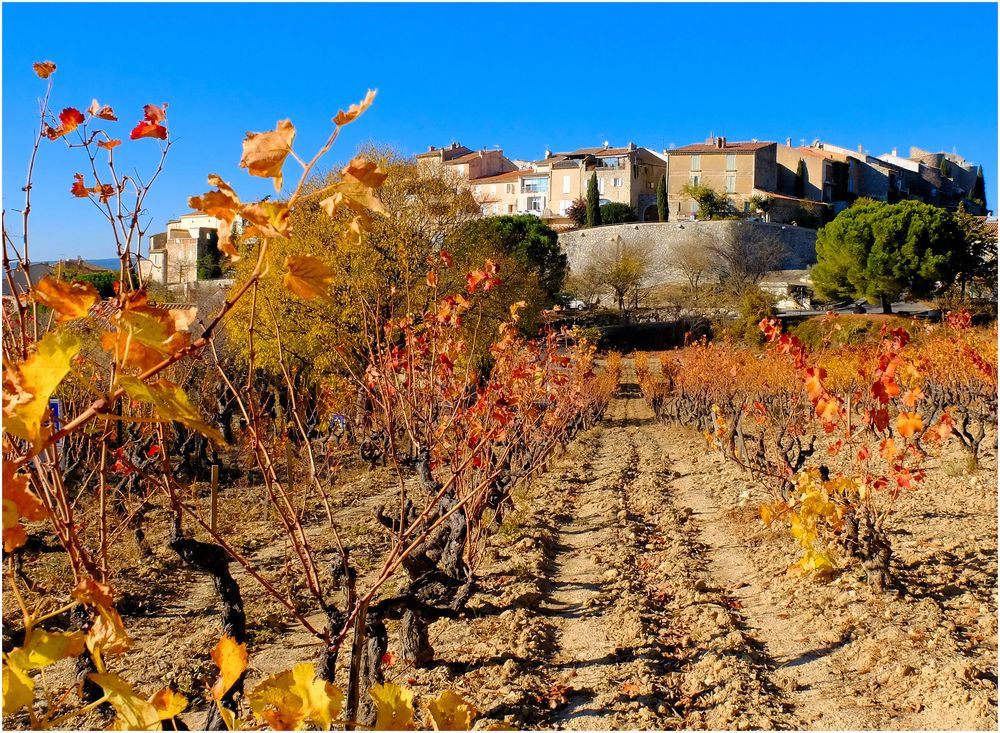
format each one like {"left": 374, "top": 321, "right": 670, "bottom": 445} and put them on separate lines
{"left": 794, "top": 159, "right": 806, "bottom": 198}
{"left": 939, "top": 157, "right": 951, "bottom": 178}
{"left": 656, "top": 175, "right": 667, "bottom": 222}
{"left": 586, "top": 173, "right": 602, "bottom": 227}
{"left": 972, "top": 165, "right": 987, "bottom": 207}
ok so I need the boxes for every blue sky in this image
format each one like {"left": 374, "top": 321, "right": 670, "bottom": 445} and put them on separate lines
{"left": 3, "top": 2, "right": 997, "bottom": 261}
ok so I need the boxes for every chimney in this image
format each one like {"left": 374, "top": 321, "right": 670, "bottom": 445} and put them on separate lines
{"left": 451, "top": 142, "right": 459, "bottom": 149}
{"left": 857, "top": 144, "right": 863, "bottom": 154}
{"left": 891, "top": 147, "right": 897, "bottom": 157}
{"left": 428, "top": 145, "right": 435, "bottom": 152}
{"left": 602, "top": 141, "right": 610, "bottom": 150}
{"left": 716, "top": 137, "right": 723, "bottom": 149}
{"left": 786, "top": 137, "right": 792, "bottom": 147}
{"left": 544, "top": 149, "right": 552, "bottom": 159}
{"left": 628, "top": 141, "right": 636, "bottom": 152}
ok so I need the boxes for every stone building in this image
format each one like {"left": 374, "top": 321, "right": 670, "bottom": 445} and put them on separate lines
{"left": 665, "top": 137, "right": 778, "bottom": 220}
{"left": 415, "top": 142, "right": 518, "bottom": 181}
{"left": 142, "top": 212, "right": 224, "bottom": 288}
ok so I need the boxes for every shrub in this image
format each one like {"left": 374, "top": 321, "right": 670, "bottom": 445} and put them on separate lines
{"left": 599, "top": 202, "right": 636, "bottom": 224}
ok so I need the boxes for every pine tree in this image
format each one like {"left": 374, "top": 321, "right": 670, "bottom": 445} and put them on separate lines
{"left": 586, "top": 173, "right": 602, "bottom": 227}
{"left": 794, "top": 159, "right": 806, "bottom": 198}
{"left": 656, "top": 175, "right": 667, "bottom": 222}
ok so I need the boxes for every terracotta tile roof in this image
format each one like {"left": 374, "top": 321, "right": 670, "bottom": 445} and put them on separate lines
{"left": 415, "top": 145, "right": 473, "bottom": 160}
{"left": 444, "top": 151, "right": 485, "bottom": 165}
{"left": 470, "top": 170, "right": 524, "bottom": 184}
{"left": 671, "top": 141, "right": 775, "bottom": 154}
{"left": 563, "top": 146, "right": 631, "bottom": 157}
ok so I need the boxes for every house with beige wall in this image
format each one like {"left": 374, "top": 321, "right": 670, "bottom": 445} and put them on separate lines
{"left": 666, "top": 137, "right": 778, "bottom": 220}
{"left": 415, "top": 142, "right": 517, "bottom": 181}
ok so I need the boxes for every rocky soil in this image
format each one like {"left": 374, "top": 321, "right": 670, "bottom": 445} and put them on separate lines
{"left": 4, "top": 359, "right": 997, "bottom": 730}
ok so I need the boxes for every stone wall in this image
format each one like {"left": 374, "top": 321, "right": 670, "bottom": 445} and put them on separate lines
{"left": 560, "top": 220, "right": 818, "bottom": 286}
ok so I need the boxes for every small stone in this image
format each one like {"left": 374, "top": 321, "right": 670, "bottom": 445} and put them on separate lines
{"left": 604, "top": 568, "right": 620, "bottom": 580}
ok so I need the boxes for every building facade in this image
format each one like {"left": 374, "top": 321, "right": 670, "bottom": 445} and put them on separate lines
{"left": 143, "top": 212, "right": 224, "bottom": 287}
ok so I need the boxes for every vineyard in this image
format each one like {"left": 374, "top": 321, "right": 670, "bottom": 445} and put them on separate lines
{"left": 2, "top": 64, "right": 998, "bottom": 731}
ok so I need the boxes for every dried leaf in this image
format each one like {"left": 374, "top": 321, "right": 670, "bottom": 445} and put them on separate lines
{"left": 283, "top": 255, "right": 334, "bottom": 301}
{"left": 427, "top": 690, "right": 477, "bottom": 730}
{"left": 333, "top": 89, "right": 376, "bottom": 126}
{"left": 70, "top": 173, "right": 90, "bottom": 198}
{"left": 8, "top": 628, "right": 86, "bottom": 671}
{"left": 189, "top": 175, "right": 242, "bottom": 259}
{"left": 897, "top": 411, "right": 923, "bottom": 439}
{"left": 58, "top": 107, "right": 84, "bottom": 135}
{"left": 118, "top": 376, "right": 225, "bottom": 444}
{"left": 143, "top": 103, "right": 167, "bottom": 124}
{"left": 32, "top": 61, "right": 56, "bottom": 78}
{"left": 98, "top": 139, "right": 122, "bottom": 150}
{"left": 2, "top": 461, "right": 48, "bottom": 552}
{"left": 88, "top": 99, "right": 118, "bottom": 121}
{"left": 240, "top": 119, "right": 295, "bottom": 191}
{"left": 72, "top": 577, "right": 132, "bottom": 656}
{"left": 130, "top": 120, "right": 167, "bottom": 140}
{"left": 89, "top": 672, "right": 162, "bottom": 731}
{"left": 2, "top": 329, "right": 80, "bottom": 447}
{"left": 370, "top": 682, "right": 415, "bottom": 730}
{"left": 240, "top": 201, "right": 290, "bottom": 239}
{"left": 210, "top": 635, "right": 248, "bottom": 701}
{"left": 149, "top": 687, "right": 188, "bottom": 721}
{"left": 32, "top": 275, "right": 98, "bottom": 322}
{"left": 318, "top": 158, "right": 386, "bottom": 222}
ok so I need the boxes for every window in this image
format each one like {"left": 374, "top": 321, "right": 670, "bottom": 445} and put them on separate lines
{"left": 527, "top": 196, "right": 543, "bottom": 212}
{"left": 508, "top": 204, "right": 514, "bottom": 213}
{"left": 726, "top": 175, "right": 736, "bottom": 193}
{"left": 690, "top": 174, "right": 700, "bottom": 186}
{"left": 647, "top": 181, "right": 655, "bottom": 190}
{"left": 598, "top": 178, "right": 605, "bottom": 194}
{"left": 690, "top": 155, "right": 701, "bottom": 171}
{"left": 521, "top": 177, "right": 548, "bottom": 194}
{"left": 505, "top": 184, "right": 514, "bottom": 194}
{"left": 490, "top": 184, "right": 497, "bottom": 195}
{"left": 612, "top": 177, "right": 622, "bottom": 187}
{"left": 726, "top": 154, "right": 737, "bottom": 171}
{"left": 563, "top": 175, "right": 571, "bottom": 194}
{"left": 559, "top": 199, "right": 573, "bottom": 216}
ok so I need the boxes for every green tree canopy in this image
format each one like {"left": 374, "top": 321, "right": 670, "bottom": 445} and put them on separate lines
{"left": 972, "top": 165, "right": 987, "bottom": 208}
{"left": 599, "top": 202, "right": 636, "bottom": 224}
{"left": 586, "top": 173, "right": 601, "bottom": 228}
{"left": 811, "top": 198, "right": 965, "bottom": 313}
{"left": 680, "top": 182, "right": 731, "bottom": 220}
{"left": 443, "top": 214, "right": 567, "bottom": 338}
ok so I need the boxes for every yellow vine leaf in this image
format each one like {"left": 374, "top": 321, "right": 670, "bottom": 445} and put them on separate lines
{"left": 2, "top": 328, "right": 80, "bottom": 448}
{"left": 248, "top": 662, "right": 343, "bottom": 730}
{"left": 2, "top": 657, "right": 34, "bottom": 716}
{"left": 149, "top": 687, "right": 187, "bottom": 721}
{"left": 32, "top": 276, "right": 99, "bottom": 322}
{"left": 103, "top": 291, "right": 193, "bottom": 372}
{"left": 318, "top": 158, "right": 386, "bottom": 223}
{"left": 427, "top": 690, "right": 477, "bottom": 731}
{"left": 241, "top": 200, "right": 291, "bottom": 240}
{"left": 333, "top": 89, "right": 376, "bottom": 126}
{"left": 370, "top": 682, "right": 415, "bottom": 731}
{"left": 118, "top": 376, "right": 225, "bottom": 444}
{"left": 283, "top": 255, "right": 335, "bottom": 301}
{"left": 89, "top": 672, "right": 162, "bottom": 731}
{"left": 2, "top": 628, "right": 87, "bottom": 715}
{"left": 211, "top": 635, "right": 248, "bottom": 701}
{"left": 240, "top": 119, "right": 295, "bottom": 192}
{"left": 2, "top": 461, "right": 48, "bottom": 552}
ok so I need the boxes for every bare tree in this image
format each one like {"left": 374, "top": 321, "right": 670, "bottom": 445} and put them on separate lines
{"left": 709, "top": 222, "right": 788, "bottom": 293}
{"left": 580, "top": 234, "right": 659, "bottom": 312}
{"left": 669, "top": 227, "right": 721, "bottom": 302}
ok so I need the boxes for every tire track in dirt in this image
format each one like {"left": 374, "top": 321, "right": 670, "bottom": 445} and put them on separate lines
{"left": 530, "top": 379, "right": 675, "bottom": 730}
